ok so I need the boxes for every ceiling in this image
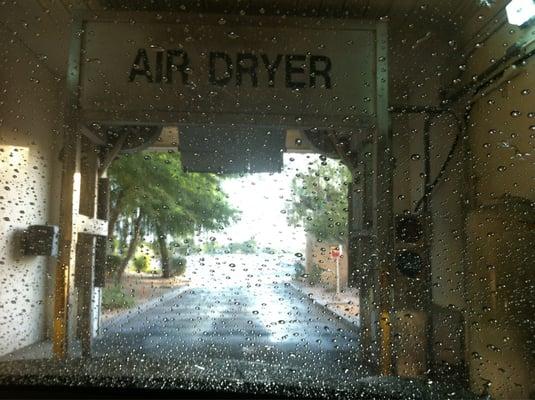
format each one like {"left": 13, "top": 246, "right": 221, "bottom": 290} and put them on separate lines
{"left": 0, "top": 0, "right": 512, "bottom": 171}
{"left": 97, "top": 0, "right": 481, "bottom": 19}
{"left": 0, "top": 0, "right": 507, "bottom": 77}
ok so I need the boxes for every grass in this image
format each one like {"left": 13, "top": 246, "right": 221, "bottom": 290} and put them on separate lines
{"left": 101, "top": 285, "right": 135, "bottom": 310}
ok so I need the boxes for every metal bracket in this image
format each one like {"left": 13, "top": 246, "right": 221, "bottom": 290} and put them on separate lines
{"left": 98, "top": 132, "right": 127, "bottom": 177}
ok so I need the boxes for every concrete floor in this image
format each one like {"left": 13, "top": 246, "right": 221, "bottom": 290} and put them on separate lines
{"left": 0, "top": 255, "right": 481, "bottom": 398}
{"left": 0, "top": 254, "right": 369, "bottom": 390}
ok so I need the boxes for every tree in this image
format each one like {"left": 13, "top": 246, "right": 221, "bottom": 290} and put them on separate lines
{"left": 108, "top": 152, "right": 238, "bottom": 281}
{"left": 285, "top": 158, "right": 351, "bottom": 243}
{"left": 201, "top": 238, "right": 257, "bottom": 255}
{"left": 202, "top": 240, "right": 222, "bottom": 255}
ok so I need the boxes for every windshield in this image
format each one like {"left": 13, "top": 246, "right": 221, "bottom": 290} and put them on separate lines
{"left": 0, "top": 1, "right": 533, "bottom": 399}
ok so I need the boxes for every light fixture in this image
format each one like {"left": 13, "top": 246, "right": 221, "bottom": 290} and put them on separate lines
{"left": 506, "top": 0, "right": 535, "bottom": 26}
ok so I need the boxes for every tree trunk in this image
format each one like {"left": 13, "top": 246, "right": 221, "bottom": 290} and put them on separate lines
{"left": 108, "top": 190, "right": 124, "bottom": 254}
{"left": 115, "top": 210, "right": 143, "bottom": 284}
{"left": 156, "top": 225, "right": 171, "bottom": 278}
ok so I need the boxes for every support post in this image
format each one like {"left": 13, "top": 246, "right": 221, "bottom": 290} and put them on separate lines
{"left": 375, "top": 22, "right": 393, "bottom": 376}
{"left": 335, "top": 257, "right": 341, "bottom": 295}
{"left": 75, "top": 233, "right": 96, "bottom": 357}
{"left": 76, "top": 136, "right": 100, "bottom": 357}
{"left": 52, "top": 13, "right": 84, "bottom": 359}
{"left": 348, "top": 22, "right": 393, "bottom": 375}
{"left": 52, "top": 135, "right": 81, "bottom": 358}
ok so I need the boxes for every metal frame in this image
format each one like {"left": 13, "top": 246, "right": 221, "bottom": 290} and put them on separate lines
{"left": 53, "top": 13, "right": 109, "bottom": 358}
{"left": 56, "top": 11, "right": 392, "bottom": 372}
{"left": 345, "top": 22, "right": 393, "bottom": 375}
{"left": 73, "top": 10, "right": 382, "bottom": 131}
{"left": 373, "top": 22, "right": 393, "bottom": 375}
{"left": 52, "top": 14, "right": 84, "bottom": 359}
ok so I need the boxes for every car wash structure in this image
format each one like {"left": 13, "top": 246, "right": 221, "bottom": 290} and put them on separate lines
{"left": 54, "top": 10, "right": 391, "bottom": 362}
{"left": 0, "top": 2, "right": 533, "bottom": 399}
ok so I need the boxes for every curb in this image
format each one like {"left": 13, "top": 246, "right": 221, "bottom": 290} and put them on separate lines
{"left": 287, "top": 282, "right": 360, "bottom": 329}
{"left": 100, "top": 285, "right": 191, "bottom": 332}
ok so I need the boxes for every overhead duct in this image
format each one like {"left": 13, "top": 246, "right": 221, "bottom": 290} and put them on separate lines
{"left": 179, "top": 126, "right": 285, "bottom": 174}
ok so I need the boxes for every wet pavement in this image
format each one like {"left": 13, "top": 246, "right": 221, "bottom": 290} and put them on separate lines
{"left": 0, "top": 254, "right": 480, "bottom": 398}
{"left": 93, "top": 254, "right": 368, "bottom": 386}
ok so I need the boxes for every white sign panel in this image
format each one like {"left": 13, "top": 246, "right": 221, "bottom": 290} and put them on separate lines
{"left": 79, "top": 14, "right": 382, "bottom": 128}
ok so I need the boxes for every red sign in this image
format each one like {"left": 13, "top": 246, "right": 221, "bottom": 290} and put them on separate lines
{"left": 330, "top": 246, "right": 341, "bottom": 259}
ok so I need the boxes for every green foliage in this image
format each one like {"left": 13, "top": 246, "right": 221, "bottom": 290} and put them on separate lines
{"left": 202, "top": 240, "right": 222, "bottom": 254}
{"left": 170, "top": 238, "right": 198, "bottom": 256}
{"left": 307, "top": 264, "right": 323, "bottom": 286}
{"left": 101, "top": 285, "right": 135, "bottom": 310}
{"left": 169, "top": 255, "right": 187, "bottom": 277}
{"left": 109, "top": 152, "right": 239, "bottom": 238}
{"left": 261, "top": 246, "right": 276, "bottom": 254}
{"left": 133, "top": 255, "right": 151, "bottom": 273}
{"left": 286, "top": 158, "right": 351, "bottom": 242}
{"left": 108, "top": 151, "right": 239, "bottom": 278}
{"left": 227, "top": 238, "right": 257, "bottom": 254}
{"left": 202, "top": 238, "right": 257, "bottom": 254}
{"left": 293, "top": 262, "right": 305, "bottom": 279}
{"left": 105, "top": 254, "right": 123, "bottom": 283}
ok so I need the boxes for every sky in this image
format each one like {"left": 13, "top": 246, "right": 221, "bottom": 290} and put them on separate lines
{"left": 196, "top": 153, "right": 322, "bottom": 253}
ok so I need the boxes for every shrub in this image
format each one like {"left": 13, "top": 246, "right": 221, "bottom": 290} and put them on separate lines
{"left": 308, "top": 264, "right": 323, "bottom": 286}
{"left": 101, "top": 285, "right": 135, "bottom": 310}
{"left": 169, "top": 256, "right": 187, "bottom": 277}
{"left": 293, "top": 262, "right": 305, "bottom": 279}
{"left": 133, "top": 255, "right": 151, "bottom": 273}
{"left": 105, "top": 254, "right": 123, "bottom": 282}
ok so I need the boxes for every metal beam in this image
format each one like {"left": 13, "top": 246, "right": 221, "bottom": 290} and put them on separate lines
{"left": 52, "top": 13, "right": 84, "bottom": 358}
{"left": 80, "top": 124, "right": 106, "bottom": 146}
{"left": 77, "top": 215, "right": 108, "bottom": 237}
{"left": 98, "top": 132, "right": 127, "bottom": 177}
